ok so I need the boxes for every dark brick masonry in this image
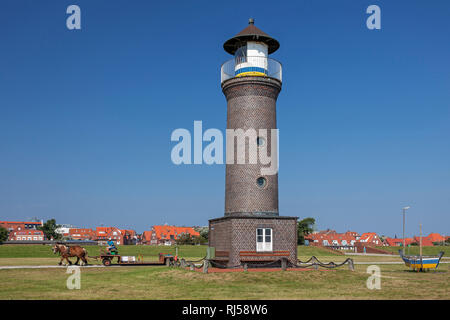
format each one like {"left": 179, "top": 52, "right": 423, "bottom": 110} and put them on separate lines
{"left": 208, "top": 76, "right": 298, "bottom": 267}
{"left": 209, "top": 216, "right": 298, "bottom": 266}
{"left": 223, "top": 76, "right": 282, "bottom": 217}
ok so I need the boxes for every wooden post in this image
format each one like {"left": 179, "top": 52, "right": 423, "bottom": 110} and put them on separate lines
{"left": 348, "top": 259, "right": 354, "bottom": 271}
{"left": 281, "top": 258, "right": 287, "bottom": 271}
{"left": 203, "top": 260, "right": 209, "bottom": 274}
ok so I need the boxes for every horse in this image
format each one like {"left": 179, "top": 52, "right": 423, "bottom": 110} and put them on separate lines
{"left": 52, "top": 243, "right": 89, "bottom": 266}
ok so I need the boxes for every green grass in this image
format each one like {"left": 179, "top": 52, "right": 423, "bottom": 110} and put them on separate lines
{"left": 297, "top": 246, "right": 340, "bottom": 257}
{"left": 0, "top": 244, "right": 338, "bottom": 260}
{"left": 0, "top": 244, "right": 207, "bottom": 260}
{"left": 0, "top": 264, "right": 448, "bottom": 300}
{"left": 0, "top": 244, "right": 448, "bottom": 299}
{"left": 377, "top": 246, "right": 448, "bottom": 256}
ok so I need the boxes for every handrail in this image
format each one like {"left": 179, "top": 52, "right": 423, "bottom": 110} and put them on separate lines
{"left": 220, "top": 56, "right": 282, "bottom": 84}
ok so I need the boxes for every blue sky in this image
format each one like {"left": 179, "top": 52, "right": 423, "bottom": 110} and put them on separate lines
{"left": 1, "top": 0, "right": 449, "bottom": 236}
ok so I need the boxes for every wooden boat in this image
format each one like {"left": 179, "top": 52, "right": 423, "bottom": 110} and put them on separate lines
{"left": 399, "top": 249, "right": 444, "bottom": 271}
{"left": 398, "top": 223, "right": 444, "bottom": 271}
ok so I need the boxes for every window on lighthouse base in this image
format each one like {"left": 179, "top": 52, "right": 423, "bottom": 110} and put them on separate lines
{"left": 256, "top": 228, "right": 273, "bottom": 252}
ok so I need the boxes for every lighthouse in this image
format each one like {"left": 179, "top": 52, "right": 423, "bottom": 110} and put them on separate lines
{"left": 209, "top": 19, "right": 298, "bottom": 267}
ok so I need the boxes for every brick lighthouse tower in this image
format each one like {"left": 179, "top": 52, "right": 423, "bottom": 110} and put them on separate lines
{"left": 209, "top": 19, "right": 298, "bottom": 267}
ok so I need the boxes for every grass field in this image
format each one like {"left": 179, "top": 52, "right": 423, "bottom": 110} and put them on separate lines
{"left": 377, "top": 245, "right": 449, "bottom": 256}
{"left": 0, "top": 264, "right": 448, "bottom": 300}
{"left": 0, "top": 244, "right": 341, "bottom": 265}
{"left": 0, "top": 245, "right": 448, "bottom": 300}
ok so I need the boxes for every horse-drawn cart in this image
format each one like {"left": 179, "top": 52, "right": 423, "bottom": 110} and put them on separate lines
{"left": 89, "top": 250, "right": 175, "bottom": 267}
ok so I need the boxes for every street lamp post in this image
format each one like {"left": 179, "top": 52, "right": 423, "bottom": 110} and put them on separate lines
{"left": 402, "top": 206, "right": 410, "bottom": 255}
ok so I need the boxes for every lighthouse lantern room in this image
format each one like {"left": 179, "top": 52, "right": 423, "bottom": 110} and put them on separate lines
{"left": 221, "top": 18, "right": 282, "bottom": 83}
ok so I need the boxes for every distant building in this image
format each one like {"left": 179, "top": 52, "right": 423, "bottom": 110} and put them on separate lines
{"left": 95, "top": 227, "right": 137, "bottom": 245}
{"left": 68, "top": 228, "right": 95, "bottom": 241}
{"left": 8, "top": 229, "right": 44, "bottom": 241}
{"left": 143, "top": 225, "right": 200, "bottom": 245}
{"left": 305, "top": 230, "right": 360, "bottom": 248}
{"left": 55, "top": 224, "right": 76, "bottom": 237}
{"left": 412, "top": 236, "right": 434, "bottom": 247}
{"left": 0, "top": 220, "right": 43, "bottom": 232}
{"left": 141, "top": 231, "right": 153, "bottom": 245}
{"left": 425, "top": 233, "right": 446, "bottom": 244}
{"left": 358, "top": 232, "right": 382, "bottom": 246}
{"left": 384, "top": 233, "right": 445, "bottom": 247}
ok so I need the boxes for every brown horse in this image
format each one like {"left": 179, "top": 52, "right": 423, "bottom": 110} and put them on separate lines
{"left": 52, "top": 243, "right": 88, "bottom": 266}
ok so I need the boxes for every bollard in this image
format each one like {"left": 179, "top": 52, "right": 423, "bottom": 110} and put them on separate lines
{"left": 348, "top": 259, "right": 354, "bottom": 271}
{"left": 313, "top": 263, "right": 318, "bottom": 270}
{"left": 281, "top": 258, "right": 287, "bottom": 271}
{"left": 203, "top": 260, "right": 209, "bottom": 274}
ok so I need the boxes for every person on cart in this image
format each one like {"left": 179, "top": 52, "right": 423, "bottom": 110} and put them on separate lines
{"left": 107, "top": 238, "right": 118, "bottom": 255}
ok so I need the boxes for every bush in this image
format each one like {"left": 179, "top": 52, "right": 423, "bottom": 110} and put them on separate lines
{"left": 0, "top": 226, "right": 8, "bottom": 244}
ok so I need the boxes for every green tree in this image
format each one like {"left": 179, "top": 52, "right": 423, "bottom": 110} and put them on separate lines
{"left": 0, "top": 226, "right": 9, "bottom": 244}
{"left": 199, "top": 228, "right": 209, "bottom": 242}
{"left": 38, "top": 219, "right": 61, "bottom": 241}
{"left": 297, "top": 217, "right": 316, "bottom": 245}
{"left": 175, "top": 233, "right": 195, "bottom": 245}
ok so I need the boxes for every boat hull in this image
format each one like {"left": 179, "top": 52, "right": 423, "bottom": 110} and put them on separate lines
{"left": 398, "top": 250, "right": 444, "bottom": 271}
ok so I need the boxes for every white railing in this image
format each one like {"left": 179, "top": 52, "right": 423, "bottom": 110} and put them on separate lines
{"left": 220, "top": 56, "right": 282, "bottom": 84}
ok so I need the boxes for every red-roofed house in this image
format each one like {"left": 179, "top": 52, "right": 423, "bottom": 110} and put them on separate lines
{"left": 141, "top": 231, "right": 152, "bottom": 245}
{"left": 425, "top": 233, "right": 445, "bottom": 244}
{"left": 358, "top": 232, "right": 382, "bottom": 246}
{"left": 8, "top": 229, "right": 44, "bottom": 241}
{"left": 146, "top": 225, "right": 200, "bottom": 245}
{"left": 95, "top": 227, "right": 137, "bottom": 245}
{"left": 0, "top": 221, "right": 43, "bottom": 232}
{"left": 384, "top": 237, "right": 414, "bottom": 247}
{"left": 305, "top": 233, "right": 357, "bottom": 247}
{"left": 68, "top": 228, "right": 95, "bottom": 241}
{"left": 413, "top": 236, "right": 434, "bottom": 246}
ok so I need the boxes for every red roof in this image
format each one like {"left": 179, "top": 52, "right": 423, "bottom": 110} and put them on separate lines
{"left": 142, "top": 231, "right": 152, "bottom": 242}
{"left": 413, "top": 236, "right": 434, "bottom": 246}
{"left": 12, "top": 230, "right": 43, "bottom": 235}
{"left": 152, "top": 225, "right": 199, "bottom": 240}
{"left": 425, "top": 233, "right": 445, "bottom": 243}
{"left": 305, "top": 232, "right": 356, "bottom": 246}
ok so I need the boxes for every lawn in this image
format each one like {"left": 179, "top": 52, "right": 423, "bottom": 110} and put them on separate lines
{"left": 0, "top": 264, "right": 448, "bottom": 300}
{"left": 377, "top": 246, "right": 448, "bottom": 256}
{"left": 0, "top": 244, "right": 340, "bottom": 265}
{"left": 0, "top": 244, "right": 448, "bottom": 300}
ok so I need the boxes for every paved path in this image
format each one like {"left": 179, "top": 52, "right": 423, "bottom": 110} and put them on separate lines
{"left": 0, "top": 265, "right": 106, "bottom": 270}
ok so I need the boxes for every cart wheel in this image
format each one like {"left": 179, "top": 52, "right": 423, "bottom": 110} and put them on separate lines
{"left": 102, "top": 258, "right": 112, "bottom": 266}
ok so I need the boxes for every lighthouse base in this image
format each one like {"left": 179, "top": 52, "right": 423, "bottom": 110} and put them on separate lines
{"left": 208, "top": 215, "right": 298, "bottom": 267}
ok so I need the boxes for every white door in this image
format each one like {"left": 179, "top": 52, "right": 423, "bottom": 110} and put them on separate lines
{"left": 256, "top": 228, "right": 273, "bottom": 252}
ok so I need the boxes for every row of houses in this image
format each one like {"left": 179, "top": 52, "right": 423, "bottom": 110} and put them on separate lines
{"left": 305, "top": 229, "right": 449, "bottom": 248}
{"left": 141, "top": 225, "right": 200, "bottom": 245}
{"left": 0, "top": 221, "right": 45, "bottom": 241}
{"left": 0, "top": 221, "right": 200, "bottom": 245}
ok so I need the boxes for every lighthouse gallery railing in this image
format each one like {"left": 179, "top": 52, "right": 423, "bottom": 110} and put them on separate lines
{"left": 220, "top": 56, "right": 282, "bottom": 84}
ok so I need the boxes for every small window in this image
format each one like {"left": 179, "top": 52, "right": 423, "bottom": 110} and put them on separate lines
{"left": 256, "top": 137, "right": 265, "bottom": 147}
{"left": 256, "top": 228, "right": 273, "bottom": 252}
{"left": 235, "top": 45, "right": 247, "bottom": 64}
{"left": 256, "top": 177, "right": 267, "bottom": 188}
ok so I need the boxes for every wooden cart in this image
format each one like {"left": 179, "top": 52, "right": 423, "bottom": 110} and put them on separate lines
{"left": 90, "top": 250, "right": 174, "bottom": 267}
